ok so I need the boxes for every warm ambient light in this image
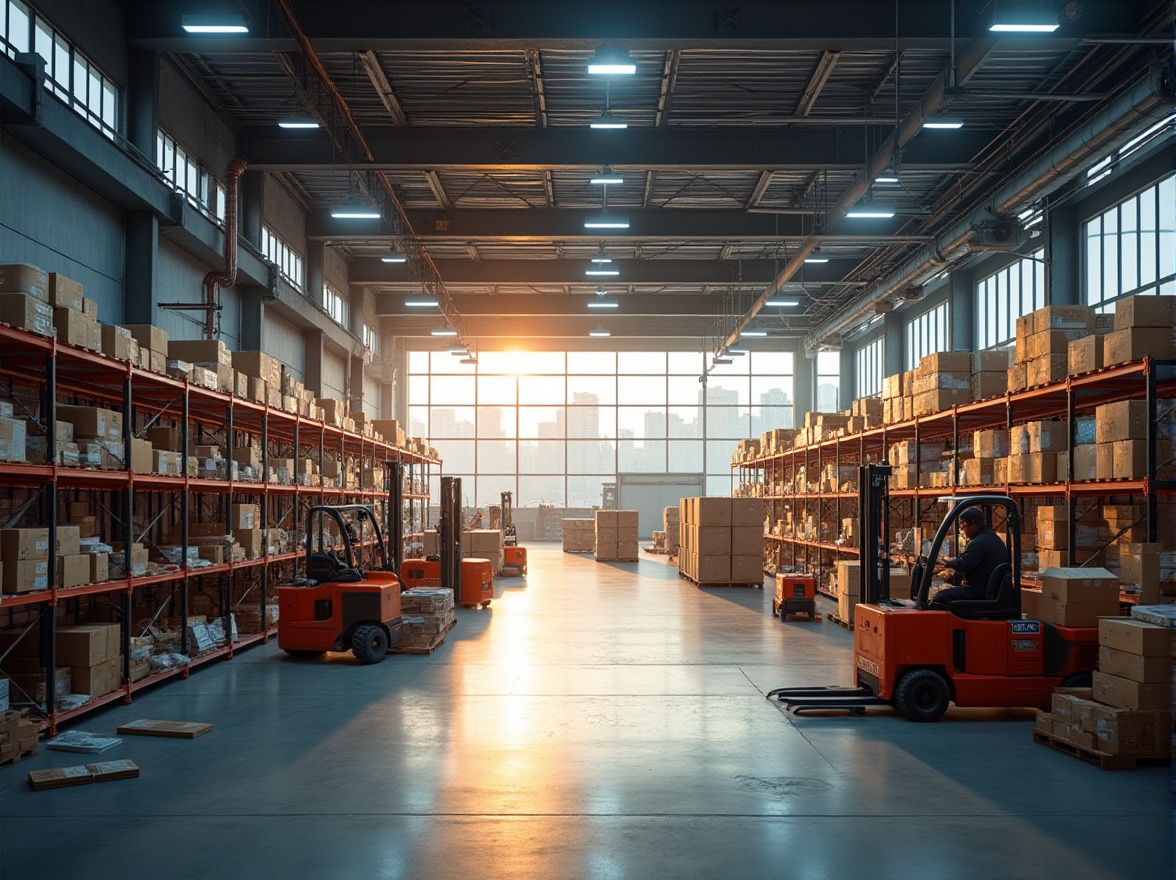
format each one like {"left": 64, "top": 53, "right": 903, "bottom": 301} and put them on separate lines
{"left": 431, "top": 328, "right": 458, "bottom": 337}
{"left": 331, "top": 207, "right": 381, "bottom": 219}
{"left": 764, "top": 299, "right": 800, "bottom": 307}
{"left": 404, "top": 299, "right": 438, "bottom": 307}
{"left": 590, "top": 110, "right": 628, "bottom": 130}
{"left": 584, "top": 213, "right": 630, "bottom": 230}
{"left": 277, "top": 119, "right": 320, "bottom": 129}
{"left": 181, "top": 14, "right": 249, "bottom": 33}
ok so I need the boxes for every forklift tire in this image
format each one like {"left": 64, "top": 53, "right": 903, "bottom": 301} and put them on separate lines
{"left": 894, "top": 669, "right": 951, "bottom": 722}
{"left": 1061, "top": 672, "right": 1092, "bottom": 689}
{"left": 352, "top": 624, "right": 389, "bottom": 664}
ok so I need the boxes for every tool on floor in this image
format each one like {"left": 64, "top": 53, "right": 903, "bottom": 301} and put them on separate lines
{"left": 277, "top": 505, "right": 404, "bottom": 664}
{"left": 773, "top": 573, "right": 817, "bottom": 620}
{"left": 768, "top": 465, "right": 1097, "bottom": 721}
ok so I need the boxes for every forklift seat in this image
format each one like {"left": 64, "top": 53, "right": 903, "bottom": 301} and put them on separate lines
{"left": 306, "top": 550, "right": 363, "bottom": 584}
{"left": 943, "top": 563, "right": 1019, "bottom": 620}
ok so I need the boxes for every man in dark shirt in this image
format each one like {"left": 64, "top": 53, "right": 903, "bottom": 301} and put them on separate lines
{"left": 930, "top": 507, "right": 1009, "bottom": 607}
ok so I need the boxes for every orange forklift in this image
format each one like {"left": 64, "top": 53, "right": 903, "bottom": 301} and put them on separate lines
{"left": 769, "top": 465, "right": 1098, "bottom": 721}
{"left": 401, "top": 475, "right": 493, "bottom": 607}
{"left": 277, "top": 504, "right": 403, "bottom": 664}
{"left": 499, "top": 491, "right": 527, "bottom": 577}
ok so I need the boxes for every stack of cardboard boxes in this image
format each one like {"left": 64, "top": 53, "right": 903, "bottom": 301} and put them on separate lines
{"left": 912, "top": 352, "right": 972, "bottom": 417}
{"left": 0, "top": 264, "right": 55, "bottom": 338}
{"left": 168, "top": 338, "right": 235, "bottom": 394}
{"left": 0, "top": 526, "right": 93, "bottom": 594}
{"left": 124, "top": 325, "right": 169, "bottom": 375}
{"left": 677, "top": 497, "right": 763, "bottom": 585}
{"left": 399, "top": 587, "right": 456, "bottom": 651}
{"left": 0, "top": 401, "right": 26, "bottom": 463}
{"left": 663, "top": 507, "right": 680, "bottom": 556}
{"left": 57, "top": 623, "right": 122, "bottom": 698}
{"left": 0, "top": 709, "right": 40, "bottom": 764}
{"left": 562, "top": 519, "right": 595, "bottom": 552}
{"left": 594, "top": 510, "right": 639, "bottom": 562}
{"left": 1020, "top": 567, "right": 1120, "bottom": 626}
{"left": 462, "top": 528, "right": 505, "bottom": 574}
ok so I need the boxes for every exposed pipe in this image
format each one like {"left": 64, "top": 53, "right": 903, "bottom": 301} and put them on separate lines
{"left": 806, "top": 62, "right": 1175, "bottom": 347}
{"left": 201, "top": 158, "right": 249, "bottom": 338}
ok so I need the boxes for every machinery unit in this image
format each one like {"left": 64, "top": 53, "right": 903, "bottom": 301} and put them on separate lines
{"left": 400, "top": 558, "right": 442, "bottom": 590}
{"left": 278, "top": 505, "right": 403, "bottom": 664}
{"left": 769, "top": 469, "right": 1098, "bottom": 721}
{"left": 498, "top": 491, "right": 527, "bottom": 576}
{"left": 460, "top": 557, "right": 494, "bottom": 608}
{"left": 773, "top": 573, "right": 816, "bottom": 620}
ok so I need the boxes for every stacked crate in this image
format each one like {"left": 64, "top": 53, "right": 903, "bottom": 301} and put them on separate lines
{"left": 594, "top": 510, "right": 639, "bottom": 562}
{"left": 677, "top": 497, "right": 764, "bottom": 585}
{"left": 662, "top": 507, "right": 680, "bottom": 556}
{"left": 398, "top": 587, "right": 456, "bottom": 651}
{"left": 911, "top": 352, "right": 971, "bottom": 417}
{"left": 562, "top": 518, "right": 595, "bottom": 552}
{"left": 462, "top": 528, "right": 505, "bottom": 574}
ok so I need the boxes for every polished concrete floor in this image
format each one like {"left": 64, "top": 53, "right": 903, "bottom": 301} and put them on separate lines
{"left": 2, "top": 545, "right": 1171, "bottom": 879}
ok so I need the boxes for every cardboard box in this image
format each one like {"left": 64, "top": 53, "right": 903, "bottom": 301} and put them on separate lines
{"left": 0, "top": 264, "right": 49, "bottom": 299}
{"left": 1092, "top": 670, "right": 1170, "bottom": 711}
{"left": 1068, "top": 335, "right": 1103, "bottom": 375}
{"left": 697, "top": 498, "right": 732, "bottom": 526}
{"left": 1113, "top": 294, "right": 1176, "bottom": 330}
{"left": 234, "top": 528, "right": 264, "bottom": 559}
{"left": 232, "top": 350, "right": 281, "bottom": 386}
{"left": 918, "top": 352, "right": 973, "bottom": 374}
{"left": 0, "top": 528, "right": 50, "bottom": 561}
{"left": 56, "top": 624, "right": 120, "bottom": 667}
{"left": 0, "top": 293, "right": 55, "bottom": 337}
{"left": 71, "top": 658, "right": 120, "bottom": 697}
{"left": 0, "top": 417, "right": 27, "bottom": 463}
{"left": 1088, "top": 705, "right": 1169, "bottom": 755}
{"left": 836, "top": 561, "right": 862, "bottom": 598}
{"left": 53, "top": 307, "right": 93, "bottom": 347}
{"left": 89, "top": 553, "right": 109, "bottom": 584}
{"left": 1038, "top": 567, "right": 1119, "bottom": 622}
{"left": 1095, "top": 400, "right": 1149, "bottom": 443}
{"left": 47, "top": 273, "right": 84, "bottom": 311}
{"left": 167, "top": 338, "right": 232, "bottom": 366}
{"left": 122, "top": 324, "right": 168, "bottom": 354}
{"left": 970, "top": 372, "right": 1006, "bottom": 400}
{"left": 130, "top": 437, "right": 153, "bottom": 474}
{"left": 1103, "top": 327, "right": 1176, "bottom": 365}
{"left": 695, "top": 555, "right": 730, "bottom": 583}
{"left": 1033, "top": 305, "right": 1094, "bottom": 334}
{"left": 973, "top": 429, "right": 1009, "bottom": 459}
{"left": 696, "top": 527, "right": 730, "bottom": 556}
{"left": 57, "top": 554, "right": 90, "bottom": 589}
{"left": 1098, "top": 646, "right": 1169, "bottom": 683}
{"left": 972, "top": 351, "right": 1008, "bottom": 373}
{"left": 1098, "top": 617, "right": 1172, "bottom": 656}
{"left": 100, "top": 325, "right": 138, "bottom": 362}
{"left": 55, "top": 406, "right": 122, "bottom": 442}
{"left": 2, "top": 559, "right": 49, "bottom": 593}
{"left": 730, "top": 555, "right": 763, "bottom": 583}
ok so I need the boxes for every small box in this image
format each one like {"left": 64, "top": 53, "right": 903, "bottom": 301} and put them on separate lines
{"left": 0, "top": 528, "right": 50, "bottom": 561}
{"left": 122, "top": 324, "right": 169, "bottom": 354}
{"left": 1091, "top": 670, "right": 1170, "bottom": 711}
{"left": 1095, "top": 400, "right": 1148, "bottom": 443}
{"left": 0, "top": 293, "right": 55, "bottom": 337}
{"left": 1097, "top": 646, "right": 1169, "bottom": 683}
{"left": 70, "top": 658, "right": 121, "bottom": 697}
{"left": 100, "top": 325, "right": 138, "bottom": 362}
{"left": 1067, "top": 335, "right": 1103, "bottom": 375}
{"left": 1103, "top": 327, "right": 1176, "bottom": 365}
{"left": 1113, "top": 294, "right": 1176, "bottom": 330}
{"left": 1097, "top": 617, "right": 1172, "bottom": 656}
{"left": 47, "top": 273, "right": 84, "bottom": 311}
{"left": 0, "top": 264, "right": 49, "bottom": 299}
{"left": 2, "top": 559, "right": 49, "bottom": 593}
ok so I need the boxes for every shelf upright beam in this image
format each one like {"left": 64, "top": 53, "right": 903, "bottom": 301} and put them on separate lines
{"left": 180, "top": 383, "right": 190, "bottom": 654}
{"left": 42, "top": 349, "right": 58, "bottom": 723}
{"left": 260, "top": 408, "right": 269, "bottom": 639}
{"left": 121, "top": 371, "right": 133, "bottom": 688}
{"left": 1066, "top": 379, "right": 1077, "bottom": 566}
{"left": 1145, "top": 357, "right": 1158, "bottom": 543}
{"left": 224, "top": 398, "right": 234, "bottom": 626}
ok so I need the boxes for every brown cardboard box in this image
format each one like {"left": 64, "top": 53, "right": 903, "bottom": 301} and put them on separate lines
{"left": 1026, "top": 329, "right": 1085, "bottom": 360}
{"left": 82, "top": 297, "right": 97, "bottom": 318}
{"left": 0, "top": 417, "right": 27, "bottom": 463}
{"left": 122, "top": 324, "right": 168, "bottom": 355}
{"left": 89, "top": 553, "right": 108, "bottom": 584}
{"left": 1095, "top": 443, "right": 1115, "bottom": 480}
{"left": 234, "top": 529, "right": 264, "bottom": 559}
{"left": 1071, "top": 444, "right": 1097, "bottom": 481}
{"left": 53, "top": 307, "right": 91, "bottom": 347}
{"left": 1039, "top": 566, "right": 1118, "bottom": 606}
{"left": 1098, "top": 646, "right": 1169, "bottom": 683}
{"left": 972, "top": 351, "right": 1008, "bottom": 373}
{"left": 71, "top": 658, "right": 121, "bottom": 697}
{"left": 917, "top": 352, "right": 973, "bottom": 374}
{"left": 1027, "top": 354, "right": 1069, "bottom": 387}
{"left": 1022, "top": 452, "right": 1057, "bottom": 484}
{"left": 56, "top": 624, "right": 120, "bottom": 667}
{"left": 0, "top": 264, "right": 49, "bottom": 299}
{"left": 961, "top": 458, "right": 994, "bottom": 485}
{"left": 836, "top": 561, "right": 862, "bottom": 598}
{"left": 1033, "top": 304, "right": 1094, "bottom": 333}
{"left": 2, "top": 559, "right": 49, "bottom": 593}
{"left": 1068, "top": 335, "right": 1103, "bottom": 375}
{"left": 730, "top": 555, "right": 763, "bottom": 583}
{"left": 697, "top": 498, "right": 732, "bottom": 526}
{"left": 232, "top": 350, "right": 281, "bottom": 386}
{"left": 0, "top": 529, "right": 50, "bottom": 561}
{"left": 1037, "top": 519, "right": 1067, "bottom": 551}
{"left": 130, "top": 437, "right": 153, "bottom": 474}
{"left": 1103, "top": 327, "right": 1176, "bottom": 365}
{"left": 1113, "top": 294, "right": 1176, "bottom": 330}
{"left": 1092, "top": 671, "right": 1170, "bottom": 711}
{"left": 1095, "top": 400, "right": 1148, "bottom": 443}
{"left": 1088, "top": 705, "right": 1169, "bottom": 755}
{"left": 47, "top": 273, "right": 84, "bottom": 311}
{"left": 100, "top": 325, "right": 138, "bottom": 362}
{"left": 970, "top": 372, "right": 1006, "bottom": 400}
{"left": 696, "top": 556, "right": 730, "bottom": 583}
{"left": 0, "top": 293, "right": 55, "bottom": 337}
{"left": 167, "top": 338, "right": 232, "bottom": 366}
{"left": 973, "top": 429, "right": 1009, "bottom": 459}
{"left": 1098, "top": 617, "right": 1172, "bottom": 656}
{"left": 731, "top": 498, "right": 763, "bottom": 527}
{"left": 696, "top": 527, "right": 730, "bottom": 556}
{"left": 57, "top": 554, "right": 90, "bottom": 589}
{"left": 56, "top": 406, "right": 122, "bottom": 442}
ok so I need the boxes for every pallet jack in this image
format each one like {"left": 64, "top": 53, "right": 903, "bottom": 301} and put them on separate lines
{"left": 773, "top": 574, "right": 817, "bottom": 620}
{"left": 499, "top": 491, "right": 527, "bottom": 577}
{"left": 768, "top": 464, "right": 1098, "bottom": 721}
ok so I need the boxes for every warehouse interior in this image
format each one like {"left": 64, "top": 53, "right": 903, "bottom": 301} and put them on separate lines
{"left": 0, "top": 1, "right": 1173, "bottom": 877}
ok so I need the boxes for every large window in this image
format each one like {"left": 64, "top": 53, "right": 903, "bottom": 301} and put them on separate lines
{"left": 855, "top": 338, "right": 884, "bottom": 398}
{"left": 261, "top": 225, "right": 305, "bottom": 291}
{"left": 408, "top": 349, "right": 796, "bottom": 506}
{"left": 363, "top": 322, "right": 380, "bottom": 356}
{"left": 815, "top": 351, "right": 840, "bottom": 412}
{"left": 323, "top": 283, "right": 347, "bottom": 327}
{"left": 905, "top": 301, "right": 950, "bottom": 370}
{"left": 157, "top": 130, "right": 226, "bottom": 224}
{"left": 976, "top": 252, "right": 1045, "bottom": 349}
{"left": 1, "top": 1, "right": 119, "bottom": 137}
{"left": 1084, "top": 175, "right": 1175, "bottom": 309}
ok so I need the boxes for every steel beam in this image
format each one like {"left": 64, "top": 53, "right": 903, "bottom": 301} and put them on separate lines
{"left": 354, "top": 258, "right": 814, "bottom": 285}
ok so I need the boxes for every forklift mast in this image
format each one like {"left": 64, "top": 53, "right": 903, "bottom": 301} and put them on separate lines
{"left": 386, "top": 461, "right": 405, "bottom": 575}
{"left": 501, "top": 491, "right": 517, "bottom": 545}
{"left": 859, "top": 463, "right": 892, "bottom": 605}
{"left": 439, "top": 475, "right": 463, "bottom": 600}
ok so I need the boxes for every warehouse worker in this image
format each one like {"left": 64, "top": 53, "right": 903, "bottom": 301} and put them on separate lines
{"left": 930, "top": 507, "right": 1009, "bottom": 607}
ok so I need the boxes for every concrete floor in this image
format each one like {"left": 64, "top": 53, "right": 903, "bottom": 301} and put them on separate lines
{"left": 2, "top": 545, "right": 1171, "bottom": 879}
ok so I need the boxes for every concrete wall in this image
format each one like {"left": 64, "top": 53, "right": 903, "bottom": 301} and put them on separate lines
{"left": 264, "top": 311, "right": 306, "bottom": 379}
{"left": 155, "top": 240, "right": 243, "bottom": 349}
{"left": 322, "top": 351, "right": 347, "bottom": 399}
{"left": 158, "top": 61, "right": 240, "bottom": 177}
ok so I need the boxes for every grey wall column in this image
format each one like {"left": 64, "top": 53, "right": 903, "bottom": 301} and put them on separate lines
{"left": 349, "top": 354, "right": 365, "bottom": 416}
{"left": 1046, "top": 196, "right": 1080, "bottom": 305}
{"left": 303, "top": 328, "right": 324, "bottom": 397}
{"left": 240, "top": 171, "right": 266, "bottom": 250}
{"left": 392, "top": 342, "right": 408, "bottom": 423}
{"left": 793, "top": 349, "right": 813, "bottom": 427}
{"left": 838, "top": 346, "right": 855, "bottom": 410}
{"left": 380, "top": 381, "right": 394, "bottom": 422}
{"left": 124, "top": 213, "right": 158, "bottom": 325}
{"left": 950, "top": 269, "right": 976, "bottom": 352}
{"left": 306, "top": 240, "right": 325, "bottom": 304}
{"left": 240, "top": 286, "right": 264, "bottom": 350}
{"left": 126, "top": 50, "right": 158, "bottom": 159}
{"left": 884, "top": 310, "right": 904, "bottom": 376}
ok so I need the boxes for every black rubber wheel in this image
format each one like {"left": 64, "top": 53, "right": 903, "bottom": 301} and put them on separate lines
{"left": 1061, "top": 672, "right": 1093, "bottom": 689}
{"left": 894, "top": 669, "right": 951, "bottom": 722}
{"left": 283, "top": 649, "right": 326, "bottom": 658}
{"left": 352, "top": 624, "right": 389, "bottom": 664}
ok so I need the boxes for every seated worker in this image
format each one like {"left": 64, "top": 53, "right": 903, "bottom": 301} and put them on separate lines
{"left": 930, "top": 507, "right": 1009, "bottom": 607}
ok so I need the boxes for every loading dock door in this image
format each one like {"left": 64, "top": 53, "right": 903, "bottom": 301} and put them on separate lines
{"left": 617, "top": 473, "right": 705, "bottom": 540}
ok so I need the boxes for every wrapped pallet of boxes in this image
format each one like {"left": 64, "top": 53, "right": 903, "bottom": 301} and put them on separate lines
{"left": 594, "top": 510, "right": 619, "bottom": 562}
{"left": 398, "top": 587, "right": 456, "bottom": 650}
{"left": 562, "top": 519, "right": 595, "bottom": 552}
{"left": 463, "top": 528, "right": 504, "bottom": 574}
{"left": 662, "top": 507, "right": 680, "bottom": 555}
{"left": 677, "top": 498, "right": 763, "bottom": 585}
{"left": 836, "top": 561, "right": 861, "bottom": 625}
{"left": 1104, "top": 294, "right": 1176, "bottom": 365}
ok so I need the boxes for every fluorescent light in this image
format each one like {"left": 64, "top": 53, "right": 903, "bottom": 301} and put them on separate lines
{"left": 431, "top": 328, "right": 458, "bottom": 337}
{"left": 277, "top": 119, "right": 320, "bottom": 129}
{"left": 922, "top": 117, "right": 964, "bottom": 130}
{"left": 331, "top": 207, "right": 381, "bottom": 219}
{"left": 404, "top": 299, "right": 438, "bottom": 308}
{"left": 590, "top": 255, "right": 613, "bottom": 263}
{"left": 381, "top": 250, "right": 407, "bottom": 264}
{"left": 588, "top": 49, "right": 636, "bottom": 76}
{"left": 587, "top": 301, "right": 619, "bottom": 309}
{"left": 740, "top": 329, "right": 769, "bottom": 336}
{"left": 584, "top": 213, "right": 630, "bottom": 229}
{"left": 590, "top": 110, "right": 628, "bottom": 130}
{"left": 874, "top": 174, "right": 900, "bottom": 184}
{"left": 846, "top": 203, "right": 896, "bottom": 219}
{"left": 765, "top": 299, "right": 800, "bottom": 307}
{"left": 589, "top": 327, "right": 611, "bottom": 337}
{"left": 585, "top": 267, "right": 620, "bottom": 276}
{"left": 990, "top": 22, "right": 1059, "bottom": 32}
{"left": 591, "top": 175, "right": 624, "bottom": 185}
{"left": 713, "top": 357, "right": 733, "bottom": 365}
{"left": 990, "top": 11, "right": 1059, "bottom": 33}
{"left": 450, "top": 348, "right": 471, "bottom": 356}
{"left": 804, "top": 250, "right": 829, "bottom": 264}
{"left": 181, "top": 14, "right": 249, "bottom": 33}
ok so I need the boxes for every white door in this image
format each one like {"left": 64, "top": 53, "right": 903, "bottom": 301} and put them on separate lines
{"left": 617, "top": 473, "right": 705, "bottom": 540}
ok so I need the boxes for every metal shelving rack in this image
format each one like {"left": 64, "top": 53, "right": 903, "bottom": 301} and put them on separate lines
{"left": 737, "top": 357, "right": 1176, "bottom": 599}
{"left": 0, "top": 324, "right": 439, "bottom": 733}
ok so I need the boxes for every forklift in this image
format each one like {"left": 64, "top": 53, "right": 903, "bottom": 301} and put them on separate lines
{"left": 499, "top": 491, "right": 527, "bottom": 577}
{"left": 768, "top": 464, "right": 1098, "bottom": 721}
{"left": 401, "top": 476, "right": 492, "bottom": 607}
{"left": 277, "top": 504, "right": 403, "bottom": 664}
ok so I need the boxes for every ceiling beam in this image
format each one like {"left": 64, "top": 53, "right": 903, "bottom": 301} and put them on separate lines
{"left": 240, "top": 126, "right": 988, "bottom": 171}
{"left": 747, "top": 171, "right": 773, "bottom": 209}
{"left": 424, "top": 170, "right": 453, "bottom": 208}
{"left": 375, "top": 291, "right": 765, "bottom": 318}
{"left": 357, "top": 50, "right": 408, "bottom": 125}
{"left": 796, "top": 51, "right": 840, "bottom": 116}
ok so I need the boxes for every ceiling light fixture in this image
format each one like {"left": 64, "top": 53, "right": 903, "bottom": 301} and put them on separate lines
{"left": 585, "top": 266, "right": 621, "bottom": 276}
{"left": 584, "top": 213, "right": 629, "bottom": 230}
{"left": 589, "top": 325, "right": 611, "bottom": 338}
{"left": 587, "top": 300, "right": 619, "bottom": 309}
{"left": 590, "top": 254, "right": 613, "bottom": 264}
{"left": 447, "top": 345, "right": 468, "bottom": 353}
{"left": 587, "top": 48, "right": 636, "bottom": 76}
{"left": 277, "top": 119, "right": 320, "bottom": 129}
{"left": 590, "top": 109, "right": 628, "bottom": 130}
{"left": 922, "top": 115, "right": 964, "bottom": 130}
{"left": 460, "top": 356, "right": 478, "bottom": 365}
{"left": 331, "top": 206, "right": 381, "bottom": 219}
{"left": 874, "top": 174, "right": 900, "bottom": 184}
{"left": 989, "top": 9, "right": 1060, "bottom": 32}
{"left": 846, "top": 202, "right": 896, "bottom": 219}
{"left": 740, "top": 329, "right": 769, "bottom": 337}
{"left": 804, "top": 248, "right": 829, "bottom": 264}
{"left": 431, "top": 327, "right": 458, "bottom": 337}
{"left": 713, "top": 357, "right": 733, "bottom": 366}
{"left": 764, "top": 299, "right": 800, "bottom": 308}
{"left": 591, "top": 173, "right": 624, "bottom": 185}
{"left": 404, "top": 299, "right": 438, "bottom": 308}
{"left": 728, "top": 347, "right": 750, "bottom": 355}
{"left": 181, "top": 14, "right": 249, "bottom": 33}
{"left": 380, "top": 244, "right": 407, "bottom": 263}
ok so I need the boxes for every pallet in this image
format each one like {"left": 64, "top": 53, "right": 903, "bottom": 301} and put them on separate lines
{"left": 390, "top": 618, "right": 456, "bottom": 655}
{"left": 827, "top": 612, "right": 854, "bottom": 630}
{"left": 1031, "top": 729, "right": 1170, "bottom": 770}
{"left": 562, "top": 548, "right": 594, "bottom": 554}
{"left": 677, "top": 571, "right": 763, "bottom": 588}
{"left": 0, "top": 744, "right": 41, "bottom": 768}
{"left": 643, "top": 547, "right": 675, "bottom": 556}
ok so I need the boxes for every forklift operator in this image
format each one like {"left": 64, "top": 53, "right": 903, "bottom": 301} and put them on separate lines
{"left": 930, "top": 508, "right": 1009, "bottom": 607}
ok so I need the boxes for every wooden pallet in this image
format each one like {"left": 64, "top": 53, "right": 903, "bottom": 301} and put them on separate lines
{"left": 1031, "top": 729, "right": 1170, "bottom": 770}
{"left": 562, "top": 548, "right": 594, "bottom": 554}
{"left": 643, "top": 547, "right": 674, "bottom": 556}
{"left": 390, "top": 618, "right": 456, "bottom": 655}
{"left": 827, "top": 612, "right": 854, "bottom": 630}
{"left": 0, "top": 744, "right": 41, "bottom": 768}
{"left": 677, "top": 571, "right": 763, "bottom": 589}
